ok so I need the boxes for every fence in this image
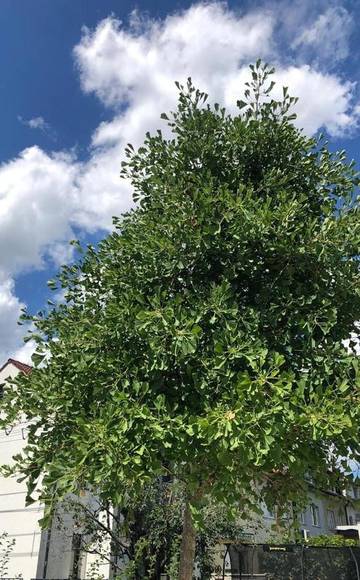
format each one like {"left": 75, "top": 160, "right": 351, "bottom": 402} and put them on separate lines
{"left": 216, "top": 543, "right": 360, "bottom": 580}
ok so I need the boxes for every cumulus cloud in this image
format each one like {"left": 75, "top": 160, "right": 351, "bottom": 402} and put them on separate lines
{"left": 13, "top": 336, "right": 37, "bottom": 365}
{"left": 272, "top": 66, "right": 357, "bottom": 136}
{"left": 74, "top": 6, "right": 275, "bottom": 109}
{"left": 75, "top": 5, "right": 359, "bottom": 140}
{"left": 0, "top": 147, "right": 79, "bottom": 362}
{"left": 1, "top": 1, "right": 359, "bottom": 362}
{"left": 0, "top": 275, "right": 25, "bottom": 361}
{"left": 72, "top": 4, "right": 360, "bottom": 212}
{"left": 0, "top": 147, "right": 79, "bottom": 273}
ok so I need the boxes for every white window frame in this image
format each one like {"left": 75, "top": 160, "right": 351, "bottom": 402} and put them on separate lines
{"left": 301, "top": 529, "right": 310, "bottom": 541}
{"left": 310, "top": 503, "right": 320, "bottom": 527}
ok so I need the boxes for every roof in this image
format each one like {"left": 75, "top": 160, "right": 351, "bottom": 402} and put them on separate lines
{"left": 0, "top": 358, "right": 32, "bottom": 375}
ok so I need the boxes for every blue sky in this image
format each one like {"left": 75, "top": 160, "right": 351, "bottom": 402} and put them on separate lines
{"left": 0, "top": 0, "right": 185, "bottom": 162}
{"left": 0, "top": 0, "right": 359, "bottom": 362}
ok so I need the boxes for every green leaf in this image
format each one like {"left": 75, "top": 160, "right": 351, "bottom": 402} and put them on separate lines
{"left": 237, "top": 99, "right": 247, "bottom": 109}
{"left": 31, "top": 352, "right": 45, "bottom": 367}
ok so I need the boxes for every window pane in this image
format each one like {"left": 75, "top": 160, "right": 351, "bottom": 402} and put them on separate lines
{"left": 311, "top": 504, "right": 320, "bottom": 526}
{"left": 327, "top": 509, "right": 336, "bottom": 529}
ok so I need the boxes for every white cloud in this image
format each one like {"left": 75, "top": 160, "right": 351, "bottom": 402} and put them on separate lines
{"left": 223, "top": 64, "right": 357, "bottom": 136}
{"left": 74, "top": 6, "right": 275, "bottom": 109}
{"left": 18, "top": 115, "right": 56, "bottom": 140}
{"left": 0, "top": 147, "right": 79, "bottom": 363}
{"left": 47, "top": 242, "right": 75, "bottom": 267}
{"left": 1, "top": 1, "right": 359, "bottom": 362}
{"left": 72, "top": 5, "right": 360, "bottom": 213}
{"left": 293, "top": 6, "right": 353, "bottom": 65}
{"left": 0, "top": 275, "right": 25, "bottom": 361}
{"left": 13, "top": 337, "right": 36, "bottom": 365}
{"left": 75, "top": 6, "right": 359, "bottom": 140}
{"left": 273, "top": 66, "right": 357, "bottom": 136}
{"left": 27, "top": 116, "right": 49, "bottom": 131}
{"left": 0, "top": 146, "right": 79, "bottom": 273}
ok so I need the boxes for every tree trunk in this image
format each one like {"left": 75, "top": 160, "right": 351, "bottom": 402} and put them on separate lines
{"left": 179, "top": 499, "right": 196, "bottom": 580}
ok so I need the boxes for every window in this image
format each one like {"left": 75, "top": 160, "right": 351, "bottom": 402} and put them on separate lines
{"left": 310, "top": 504, "right": 320, "bottom": 527}
{"left": 327, "top": 509, "right": 336, "bottom": 529}
{"left": 349, "top": 515, "right": 354, "bottom": 525}
{"left": 355, "top": 512, "right": 360, "bottom": 523}
{"left": 338, "top": 509, "right": 346, "bottom": 525}
{"left": 71, "top": 533, "right": 83, "bottom": 577}
{"left": 293, "top": 502, "right": 306, "bottom": 524}
{"left": 262, "top": 503, "right": 275, "bottom": 519}
{"left": 301, "top": 529, "right": 310, "bottom": 540}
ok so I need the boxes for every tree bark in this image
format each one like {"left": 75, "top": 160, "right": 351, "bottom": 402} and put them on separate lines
{"left": 179, "top": 499, "right": 196, "bottom": 580}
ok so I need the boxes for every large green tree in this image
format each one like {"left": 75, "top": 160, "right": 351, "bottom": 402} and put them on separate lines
{"left": 1, "top": 61, "right": 360, "bottom": 579}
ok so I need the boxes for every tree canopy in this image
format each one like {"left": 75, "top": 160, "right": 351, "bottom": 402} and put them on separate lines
{"left": 1, "top": 61, "right": 359, "bottom": 577}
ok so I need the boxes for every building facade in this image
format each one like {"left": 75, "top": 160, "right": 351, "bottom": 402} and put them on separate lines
{"left": 0, "top": 358, "right": 43, "bottom": 578}
{"left": 0, "top": 358, "right": 112, "bottom": 579}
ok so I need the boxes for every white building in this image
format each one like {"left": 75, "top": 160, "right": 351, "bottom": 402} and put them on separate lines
{"left": 0, "top": 358, "right": 44, "bottom": 579}
{"left": 298, "top": 486, "right": 355, "bottom": 540}
{"left": 0, "top": 357, "right": 112, "bottom": 579}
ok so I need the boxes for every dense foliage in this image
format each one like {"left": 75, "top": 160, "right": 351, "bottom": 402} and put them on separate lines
{"left": 307, "top": 534, "right": 358, "bottom": 548}
{"left": 1, "top": 61, "right": 359, "bottom": 573}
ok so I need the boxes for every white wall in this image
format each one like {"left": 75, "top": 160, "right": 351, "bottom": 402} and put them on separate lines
{"left": 0, "top": 361, "right": 43, "bottom": 579}
{"left": 0, "top": 360, "right": 112, "bottom": 579}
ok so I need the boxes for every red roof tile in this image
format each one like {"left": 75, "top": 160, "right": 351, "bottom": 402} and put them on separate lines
{"left": 0, "top": 358, "right": 32, "bottom": 375}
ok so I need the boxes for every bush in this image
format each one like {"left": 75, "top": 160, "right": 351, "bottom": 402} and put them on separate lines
{"left": 307, "top": 534, "right": 358, "bottom": 547}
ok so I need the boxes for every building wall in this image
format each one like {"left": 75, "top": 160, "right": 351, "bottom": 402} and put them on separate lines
{"left": 36, "top": 506, "right": 79, "bottom": 579}
{"left": 36, "top": 495, "right": 112, "bottom": 579}
{"left": 253, "top": 487, "right": 351, "bottom": 543}
{"left": 343, "top": 484, "right": 360, "bottom": 526}
{"left": 0, "top": 361, "right": 85, "bottom": 580}
{"left": 0, "top": 361, "right": 44, "bottom": 579}
{"left": 298, "top": 489, "right": 348, "bottom": 539}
